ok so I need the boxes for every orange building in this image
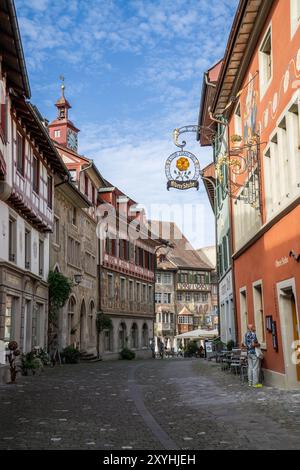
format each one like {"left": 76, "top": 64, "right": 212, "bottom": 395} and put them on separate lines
{"left": 202, "top": 0, "right": 300, "bottom": 388}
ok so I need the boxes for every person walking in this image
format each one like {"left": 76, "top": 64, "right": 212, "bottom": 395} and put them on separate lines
{"left": 243, "top": 324, "right": 262, "bottom": 388}
{"left": 159, "top": 340, "right": 165, "bottom": 359}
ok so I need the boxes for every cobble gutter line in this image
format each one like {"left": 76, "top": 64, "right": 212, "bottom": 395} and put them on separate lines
{"left": 128, "top": 363, "right": 179, "bottom": 450}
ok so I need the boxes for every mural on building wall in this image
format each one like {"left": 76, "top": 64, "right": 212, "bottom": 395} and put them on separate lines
{"left": 261, "top": 48, "right": 300, "bottom": 131}
{"left": 243, "top": 73, "right": 258, "bottom": 143}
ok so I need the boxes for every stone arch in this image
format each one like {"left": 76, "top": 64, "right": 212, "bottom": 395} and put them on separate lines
{"left": 88, "top": 299, "right": 96, "bottom": 343}
{"left": 118, "top": 322, "right": 127, "bottom": 350}
{"left": 131, "top": 322, "right": 139, "bottom": 349}
{"left": 142, "top": 323, "right": 149, "bottom": 348}
{"left": 80, "top": 299, "right": 87, "bottom": 351}
{"left": 53, "top": 263, "right": 61, "bottom": 273}
{"left": 67, "top": 295, "right": 77, "bottom": 346}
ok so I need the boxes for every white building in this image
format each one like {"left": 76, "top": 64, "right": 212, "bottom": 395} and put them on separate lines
{"left": 0, "top": 0, "right": 67, "bottom": 382}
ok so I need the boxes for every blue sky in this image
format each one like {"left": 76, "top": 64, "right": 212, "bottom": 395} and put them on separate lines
{"left": 15, "top": 0, "right": 238, "bottom": 249}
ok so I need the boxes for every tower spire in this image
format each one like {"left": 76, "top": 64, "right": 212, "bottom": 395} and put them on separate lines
{"left": 55, "top": 75, "right": 71, "bottom": 120}
{"left": 59, "top": 75, "right": 65, "bottom": 98}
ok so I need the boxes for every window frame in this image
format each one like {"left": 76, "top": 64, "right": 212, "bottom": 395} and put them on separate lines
{"left": 16, "top": 131, "right": 25, "bottom": 176}
{"left": 258, "top": 25, "right": 273, "bottom": 100}
{"left": 290, "top": 0, "right": 300, "bottom": 38}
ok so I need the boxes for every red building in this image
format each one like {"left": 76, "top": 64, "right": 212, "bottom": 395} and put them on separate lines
{"left": 202, "top": 0, "right": 300, "bottom": 389}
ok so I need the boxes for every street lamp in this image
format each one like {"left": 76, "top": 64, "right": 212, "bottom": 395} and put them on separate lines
{"left": 74, "top": 274, "right": 83, "bottom": 285}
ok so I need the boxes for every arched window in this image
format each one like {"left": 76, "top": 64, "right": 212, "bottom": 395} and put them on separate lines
{"left": 142, "top": 323, "right": 148, "bottom": 348}
{"left": 119, "top": 322, "right": 127, "bottom": 350}
{"left": 67, "top": 296, "right": 76, "bottom": 345}
{"left": 89, "top": 300, "right": 95, "bottom": 341}
{"left": 131, "top": 323, "right": 138, "bottom": 349}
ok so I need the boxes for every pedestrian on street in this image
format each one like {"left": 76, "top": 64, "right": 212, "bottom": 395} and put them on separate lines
{"left": 159, "top": 341, "right": 165, "bottom": 359}
{"left": 242, "top": 324, "right": 262, "bottom": 388}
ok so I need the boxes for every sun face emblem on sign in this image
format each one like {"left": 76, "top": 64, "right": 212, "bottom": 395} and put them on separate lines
{"left": 165, "top": 151, "right": 200, "bottom": 190}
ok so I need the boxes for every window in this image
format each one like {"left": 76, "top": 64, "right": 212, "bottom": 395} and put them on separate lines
{"left": 69, "top": 169, "right": 77, "bottom": 182}
{"left": 0, "top": 82, "right": 7, "bottom": 138}
{"left": 222, "top": 236, "right": 228, "bottom": 272}
{"left": 67, "top": 237, "right": 81, "bottom": 267}
{"left": 85, "top": 252, "right": 96, "bottom": 276}
{"left": 291, "top": 0, "right": 300, "bottom": 37}
{"left": 68, "top": 297, "right": 76, "bottom": 344}
{"left": 259, "top": 27, "right": 272, "bottom": 97}
{"left": 4, "top": 296, "right": 15, "bottom": 341}
{"left": 240, "top": 288, "right": 248, "bottom": 341}
{"left": 178, "top": 316, "right": 193, "bottom": 325}
{"left": 104, "top": 330, "right": 112, "bottom": 351}
{"left": 155, "top": 292, "right": 162, "bottom": 304}
{"left": 162, "top": 273, "right": 172, "bottom": 284}
{"left": 47, "top": 175, "right": 53, "bottom": 208}
{"left": 32, "top": 155, "right": 39, "bottom": 194}
{"left": 8, "top": 217, "right": 16, "bottom": 263}
{"left": 202, "top": 293, "right": 208, "bottom": 302}
{"left": 148, "top": 285, "right": 152, "bottom": 303}
{"left": 54, "top": 130, "right": 61, "bottom": 138}
{"left": 131, "top": 323, "right": 138, "bottom": 349}
{"left": 136, "top": 282, "right": 141, "bottom": 302}
{"left": 142, "top": 324, "right": 148, "bottom": 348}
{"left": 142, "top": 284, "right": 147, "bottom": 302}
{"left": 186, "top": 292, "right": 191, "bottom": 302}
{"left": 234, "top": 102, "right": 242, "bottom": 137}
{"left": 54, "top": 217, "right": 59, "bottom": 245}
{"left": 129, "top": 280, "right": 134, "bottom": 301}
{"left": 84, "top": 174, "right": 89, "bottom": 196}
{"left": 72, "top": 207, "right": 77, "bottom": 226}
{"left": 108, "top": 274, "right": 114, "bottom": 299}
{"left": 120, "top": 278, "right": 126, "bottom": 302}
{"left": 25, "top": 229, "right": 31, "bottom": 269}
{"left": 156, "top": 273, "right": 161, "bottom": 284}
{"left": 177, "top": 292, "right": 182, "bottom": 301}
{"left": 39, "top": 240, "right": 44, "bottom": 276}
{"left": 17, "top": 132, "right": 25, "bottom": 175}
{"left": 163, "top": 293, "right": 171, "bottom": 304}
{"left": 194, "top": 293, "right": 200, "bottom": 302}
{"left": 253, "top": 282, "right": 266, "bottom": 347}
{"left": 179, "top": 272, "right": 188, "bottom": 283}
{"left": 32, "top": 304, "right": 42, "bottom": 348}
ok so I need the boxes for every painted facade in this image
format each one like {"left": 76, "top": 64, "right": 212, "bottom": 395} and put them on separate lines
{"left": 154, "top": 222, "right": 217, "bottom": 346}
{"left": 0, "top": 0, "right": 67, "bottom": 382}
{"left": 201, "top": 0, "right": 300, "bottom": 388}
{"left": 98, "top": 190, "right": 157, "bottom": 359}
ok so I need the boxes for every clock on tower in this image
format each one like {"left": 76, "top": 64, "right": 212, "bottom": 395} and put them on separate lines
{"left": 48, "top": 79, "right": 80, "bottom": 152}
{"left": 67, "top": 129, "right": 78, "bottom": 151}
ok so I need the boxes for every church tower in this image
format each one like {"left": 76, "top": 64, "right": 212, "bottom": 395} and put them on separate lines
{"left": 48, "top": 78, "right": 80, "bottom": 152}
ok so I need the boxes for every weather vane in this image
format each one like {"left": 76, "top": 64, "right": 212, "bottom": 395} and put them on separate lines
{"left": 59, "top": 75, "right": 65, "bottom": 96}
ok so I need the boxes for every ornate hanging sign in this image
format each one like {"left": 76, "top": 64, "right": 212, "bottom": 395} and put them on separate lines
{"left": 165, "top": 150, "right": 200, "bottom": 190}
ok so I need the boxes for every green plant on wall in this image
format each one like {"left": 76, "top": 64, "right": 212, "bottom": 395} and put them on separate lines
{"left": 96, "top": 312, "right": 113, "bottom": 358}
{"left": 48, "top": 270, "right": 73, "bottom": 350}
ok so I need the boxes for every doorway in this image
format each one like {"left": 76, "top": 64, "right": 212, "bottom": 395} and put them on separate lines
{"left": 80, "top": 300, "right": 86, "bottom": 351}
{"left": 277, "top": 280, "right": 300, "bottom": 388}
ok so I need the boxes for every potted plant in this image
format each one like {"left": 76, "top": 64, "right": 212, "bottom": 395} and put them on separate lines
{"left": 230, "top": 134, "right": 243, "bottom": 148}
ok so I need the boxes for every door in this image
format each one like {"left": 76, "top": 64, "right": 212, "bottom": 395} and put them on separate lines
{"left": 79, "top": 300, "right": 86, "bottom": 351}
{"left": 291, "top": 294, "right": 300, "bottom": 382}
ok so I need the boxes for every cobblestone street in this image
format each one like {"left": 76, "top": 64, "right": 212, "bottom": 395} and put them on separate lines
{"left": 1, "top": 358, "right": 300, "bottom": 450}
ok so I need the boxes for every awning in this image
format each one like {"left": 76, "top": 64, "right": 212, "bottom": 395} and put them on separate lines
{"left": 175, "top": 328, "right": 219, "bottom": 340}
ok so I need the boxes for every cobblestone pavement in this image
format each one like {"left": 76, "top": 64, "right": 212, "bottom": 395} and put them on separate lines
{"left": 0, "top": 358, "right": 300, "bottom": 450}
